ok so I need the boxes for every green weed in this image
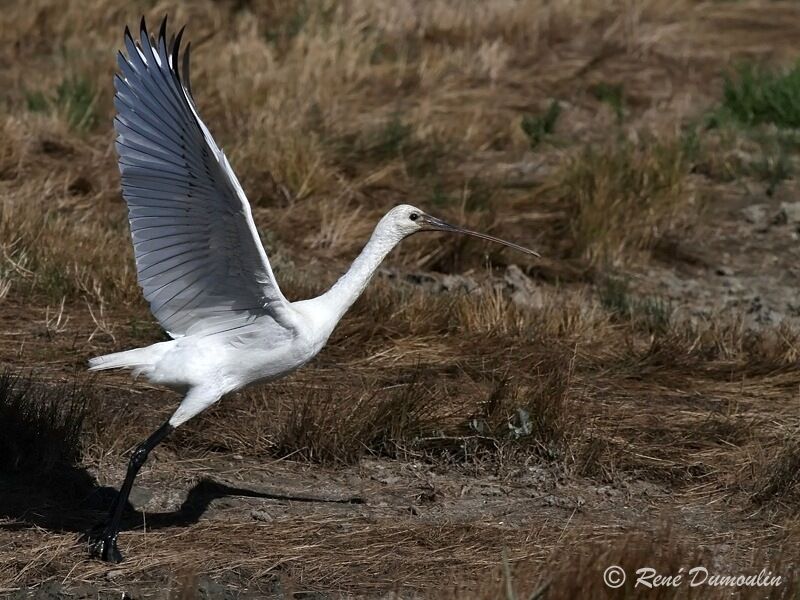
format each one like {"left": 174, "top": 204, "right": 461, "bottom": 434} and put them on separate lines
{"left": 712, "top": 62, "right": 800, "bottom": 128}
{"left": 371, "top": 115, "right": 413, "bottom": 160}
{"left": 521, "top": 100, "right": 561, "bottom": 149}
{"left": 56, "top": 77, "right": 98, "bottom": 131}
{"left": 589, "top": 82, "right": 625, "bottom": 122}
{"left": 25, "top": 91, "right": 48, "bottom": 113}
{"left": 24, "top": 76, "right": 98, "bottom": 131}
{"left": 599, "top": 277, "right": 672, "bottom": 334}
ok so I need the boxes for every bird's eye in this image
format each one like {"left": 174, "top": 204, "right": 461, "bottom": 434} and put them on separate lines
{"left": 409, "top": 213, "right": 419, "bottom": 221}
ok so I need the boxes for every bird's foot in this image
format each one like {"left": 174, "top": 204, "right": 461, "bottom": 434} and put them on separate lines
{"left": 89, "top": 530, "right": 124, "bottom": 563}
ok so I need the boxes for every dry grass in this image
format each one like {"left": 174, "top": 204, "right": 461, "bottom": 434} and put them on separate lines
{"left": 554, "top": 134, "right": 699, "bottom": 264}
{"left": 0, "top": 0, "right": 722, "bottom": 304}
{"left": 459, "top": 527, "right": 800, "bottom": 600}
{"left": 2, "top": 0, "right": 800, "bottom": 597}
{"left": 0, "top": 369, "right": 88, "bottom": 478}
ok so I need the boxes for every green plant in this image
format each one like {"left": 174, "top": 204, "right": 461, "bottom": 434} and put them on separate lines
{"left": 599, "top": 277, "right": 672, "bottom": 334}
{"left": 25, "top": 90, "right": 48, "bottom": 113}
{"left": 24, "top": 75, "right": 98, "bottom": 131}
{"left": 521, "top": 100, "right": 560, "bottom": 149}
{"left": 370, "top": 114, "right": 413, "bottom": 160}
{"left": 712, "top": 62, "right": 800, "bottom": 128}
{"left": 589, "top": 82, "right": 625, "bottom": 122}
{"left": 598, "top": 276, "right": 631, "bottom": 316}
{"left": 55, "top": 76, "right": 98, "bottom": 131}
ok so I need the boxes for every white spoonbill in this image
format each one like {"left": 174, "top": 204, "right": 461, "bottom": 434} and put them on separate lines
{"left": 89, "top": 17, "right": 539, "bottom": 563}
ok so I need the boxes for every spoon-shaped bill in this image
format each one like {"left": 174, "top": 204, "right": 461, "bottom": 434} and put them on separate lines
{"left": 421, "top": 215, "right": 540, "bottom": 257}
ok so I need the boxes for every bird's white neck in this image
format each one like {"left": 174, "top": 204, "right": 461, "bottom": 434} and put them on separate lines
{"left": 292, "top": 212, "right": 409, "bottom": 342}
{"left": 322, "top": 229, "right": 399, "bottom": 322}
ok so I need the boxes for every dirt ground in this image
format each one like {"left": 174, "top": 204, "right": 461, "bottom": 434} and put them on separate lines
{"left": 2, "top": 1, "right": 800, "bottom": 598}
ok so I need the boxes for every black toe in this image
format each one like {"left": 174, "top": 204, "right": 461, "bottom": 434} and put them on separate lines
{"left": 89, "top": 532, "right": 124, "bottom": 563}
{"left": 101, "top": 538, "right": 124, "bottom": 563}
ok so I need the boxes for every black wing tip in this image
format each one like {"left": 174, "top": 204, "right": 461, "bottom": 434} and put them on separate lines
{"left": 139, "top": 17, "right": 156, "bottom": 47}
{"left": 127, "top": 15, "right": 182, "bottom": 56}
{"left": 182, "top": 41, "right": 193, "bottom": 97}
{"left": 124, "top": 15, "right": 193, "bottom": 94}
{"left": 172, "top": 26, "right": 186, "bottom": 80}
{"left": 158, "top": 15, "right": 168, "bottom": 45}
{"left": 173, "top": 26, "right": 186, "bottom": 57}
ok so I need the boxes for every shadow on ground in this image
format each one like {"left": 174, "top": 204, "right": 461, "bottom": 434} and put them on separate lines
{"left": 0, "top": 468, "right": 337, "bottom": 537}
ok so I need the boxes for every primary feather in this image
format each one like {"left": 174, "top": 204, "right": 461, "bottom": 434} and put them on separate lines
{"left": 113, "top": 17, "right": 291, "bottom": 338}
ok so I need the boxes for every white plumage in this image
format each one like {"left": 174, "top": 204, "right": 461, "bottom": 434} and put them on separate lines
{"left": 88, "top": 17, "right": 538, "bottom": 563}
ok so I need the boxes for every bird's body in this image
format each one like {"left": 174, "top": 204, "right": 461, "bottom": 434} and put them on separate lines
{"left": 89, "top": 206, "right": 411, "bottom": 425}
{"left": 89, "top": 17, "right": 538, "bottom": 564}
{"left": 92, "top": 319, "right": 320, "bottom": 425}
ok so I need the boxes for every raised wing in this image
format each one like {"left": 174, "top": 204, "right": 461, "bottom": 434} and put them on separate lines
{"left": 114, "top": 17, "right": 292, "bottom": 337}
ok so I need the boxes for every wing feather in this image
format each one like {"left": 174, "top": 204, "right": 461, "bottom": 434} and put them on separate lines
{"left": 114, "top": 17, "right": 292, "bottom": 338}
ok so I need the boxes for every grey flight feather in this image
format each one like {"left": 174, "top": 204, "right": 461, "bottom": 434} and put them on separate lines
{"left": 114, "top": 17, "right": 292, "bottom": 338}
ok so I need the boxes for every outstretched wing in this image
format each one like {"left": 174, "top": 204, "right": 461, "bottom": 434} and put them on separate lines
{"left": 114, "top": 17, "right": 292, "bottom": 338}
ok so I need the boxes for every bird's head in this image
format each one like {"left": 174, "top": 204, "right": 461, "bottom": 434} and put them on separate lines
{"left": 384, "top": 204, "right": 540, "bottom": 257}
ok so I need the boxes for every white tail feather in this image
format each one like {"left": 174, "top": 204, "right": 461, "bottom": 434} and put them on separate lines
{"left": 88, "top": 347, "right": 151, "bottom": 371}
{"left": 88, "top": 342, "right": 171, "bottom": 378}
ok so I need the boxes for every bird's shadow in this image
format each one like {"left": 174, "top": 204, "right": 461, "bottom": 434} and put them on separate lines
{"left": 0, "top": 465, "right": 296, "bottom": 537}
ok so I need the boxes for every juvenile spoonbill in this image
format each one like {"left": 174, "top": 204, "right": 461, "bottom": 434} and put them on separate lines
{"left": 89, "top": 17, "right": 539, "bottom": 563}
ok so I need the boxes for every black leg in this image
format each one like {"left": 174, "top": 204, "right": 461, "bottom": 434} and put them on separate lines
{"left": 92, "top": 420, "right": 174, "bottom": 563}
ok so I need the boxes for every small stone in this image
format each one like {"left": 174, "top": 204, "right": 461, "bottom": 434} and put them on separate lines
{"left": 479, "top": 485, "right": 505, "bottom": 497}
{"left": 250, "top": 509, "right": 273, "bottom": 522}
{"left": 504, "top": 264, "right": 531, "bottom": 290}
{"left": 505, "top": 264, "right": 544, "bottom": 309}
{"left": 541, "top": 494, "right": 584, "bottom": 510}
{"left": 740, "top": 203, "right": 767, "bottom": 224}
{"left": 774, "top": 201, "right": 800, "bottom": 225}
{"left": 722, "top": 278, "right": 744, "bottom": 293}
{"left": 127, "top": 487, "right": 153, "bottom": 510}
{"left": 441, "top": 274, "right": 479, "bottom": 293}
{"left": 715, "top": 266, "right": 733, "bottom": 277}
{"left": 371, "top": 474, "right": 400, "bottom": 485}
